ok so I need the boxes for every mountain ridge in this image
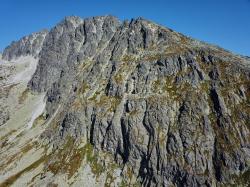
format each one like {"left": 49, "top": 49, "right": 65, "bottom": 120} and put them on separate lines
{"left": 0, "top": 15, "right": 250, "bottom": 187}
{"left": 2, "top": 16, "right": 249, "bottom": 61}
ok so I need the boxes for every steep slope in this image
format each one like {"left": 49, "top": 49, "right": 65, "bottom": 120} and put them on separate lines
{"left": 0, "top": 16, "right": 250, "bottom": 187}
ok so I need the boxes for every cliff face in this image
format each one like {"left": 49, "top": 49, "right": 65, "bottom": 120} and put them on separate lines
{"left": 2, "top": 30, "right": 48, "bottom": 61}
{"left": 0, "top": 16, "right": 250, "bottom": 187}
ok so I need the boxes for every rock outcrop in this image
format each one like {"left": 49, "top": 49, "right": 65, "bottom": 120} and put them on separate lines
{"left": 2, "top": 30, "right": 48, "bottom": 61}
{"left": 0, "top": 15, "right": 250, "bottom": 187}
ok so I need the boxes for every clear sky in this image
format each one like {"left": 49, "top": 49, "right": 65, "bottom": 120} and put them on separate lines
{"left": 0, "top": 0, "right": 249, "bottom": 56}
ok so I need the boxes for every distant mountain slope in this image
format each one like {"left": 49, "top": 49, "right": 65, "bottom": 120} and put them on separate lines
{"left": 0, "top": 15, "right": 250, "bottom": 187}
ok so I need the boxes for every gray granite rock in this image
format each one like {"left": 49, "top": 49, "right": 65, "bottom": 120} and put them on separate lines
{"left": 2, "top": 15, "right": 250, "bottom": 186}
{"left": 2, "top": 30, "right": 48, "bottom": 60}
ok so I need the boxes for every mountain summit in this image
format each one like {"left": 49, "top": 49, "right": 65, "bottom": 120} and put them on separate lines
{"left": 0, "top": 16, "right": 250, "bottom": 187}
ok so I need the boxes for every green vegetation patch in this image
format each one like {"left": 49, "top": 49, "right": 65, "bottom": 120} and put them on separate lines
{"left": 0, "top": 155, "right": 47, "bottom": 187}
{"left": 47, "top": 138, "right": 104, "bottom": 179}
{"left": 230, "top": 169, "right": 250, "bottom": 187}
{"left": 93, "top": 94, "right": 122, "bottom": 113}
{"left": 121, "top": 54, "right": 137, "bottom": 63}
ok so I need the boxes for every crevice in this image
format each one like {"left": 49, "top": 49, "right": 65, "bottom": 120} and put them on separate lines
{"left": 89, "top": 113, "right": 96, "bottom": 145}
{"left": 120, "top": 118, "right": 130, "bottom": 163}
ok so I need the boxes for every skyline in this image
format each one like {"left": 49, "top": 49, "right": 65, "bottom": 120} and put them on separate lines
{"left": 0, "top": 0, "right": 249, "bottom": 56}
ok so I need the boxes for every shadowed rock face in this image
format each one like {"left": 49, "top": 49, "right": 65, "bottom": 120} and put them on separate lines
{"left": 2, "top": 15, "right": 250, "bottom": 186}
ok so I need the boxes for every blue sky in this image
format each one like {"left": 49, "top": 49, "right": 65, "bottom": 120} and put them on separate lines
{"left": 0, "top": 0, "right": 249, "bottom": 56}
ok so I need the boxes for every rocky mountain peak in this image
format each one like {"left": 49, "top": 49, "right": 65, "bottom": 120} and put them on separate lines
{"left": 2, "top": 30, "right": 48, "bottom": 61}
{"left": 0, "top": 15, "right": 249, "bottom": 187}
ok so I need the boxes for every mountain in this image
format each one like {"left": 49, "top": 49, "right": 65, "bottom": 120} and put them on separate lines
{"left": 0, "top": 15, "right": 250, "bottom": 187}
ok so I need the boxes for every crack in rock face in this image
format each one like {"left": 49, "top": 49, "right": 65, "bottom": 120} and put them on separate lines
{"left": 0, "top": 15, "right": 250, "bottom": 187}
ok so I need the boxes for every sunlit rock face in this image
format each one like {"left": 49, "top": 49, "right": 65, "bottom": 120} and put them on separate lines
{"left": 0, "top": 15, "right": 250, "bottom": 187}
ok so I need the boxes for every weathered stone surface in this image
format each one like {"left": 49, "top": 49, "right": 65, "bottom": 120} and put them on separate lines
{"left": 1, "top": 15, "right": 250, "bottom": 186}
{"left": 2, "top": 30, "right": 48, "bottom": 60}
